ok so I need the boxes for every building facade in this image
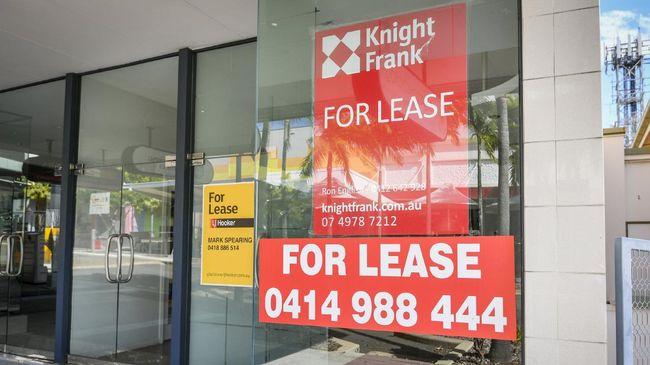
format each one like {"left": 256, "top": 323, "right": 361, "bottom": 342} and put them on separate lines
{"left": 0, "top": 0, "right": 607, "bottom": 364}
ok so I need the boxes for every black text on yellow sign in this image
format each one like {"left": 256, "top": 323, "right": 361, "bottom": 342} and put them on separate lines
{"left": 201, "top": 182, "right": 255, "bottom": 287}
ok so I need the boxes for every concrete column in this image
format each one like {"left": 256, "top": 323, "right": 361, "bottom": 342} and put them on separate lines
{"left": 521, "top": 0, "right": 607, "bottom": 363}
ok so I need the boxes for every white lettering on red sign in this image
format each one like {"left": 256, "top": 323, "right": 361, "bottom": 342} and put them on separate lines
{"left": 260, "top": 236, "right": 517, "bottom": 340}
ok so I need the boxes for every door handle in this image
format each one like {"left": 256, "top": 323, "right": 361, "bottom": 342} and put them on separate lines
{"left": 105, "top": 234, "right": 120, "bottom": 283}
{"left": 7, "top": 234, "right": 23, "bottom": 277}
{"left": 0, "top": 235, "right": 8, "bottom": 277}
{"left": 118, "top": 234, "right": 135, "bottom": 283}
{"left": 116, "top": 234, "right": 123, "bottom": 282}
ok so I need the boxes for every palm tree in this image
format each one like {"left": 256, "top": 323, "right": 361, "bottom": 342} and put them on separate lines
{"left": 281, "top": 119, "right": 291, "bottom": 182}
{"left": 470, "top": 95, "right": 520, "bottom": 363}
{"left": 469, "top": 94, "right": 520, "bottom": 236}
{"left": 468, "top": 105, "right": 498, "bottom": 235}
{"left": 489, "top": 95, "right": 521, "bottom": 362}
{"left": 258, "top": 119, "right": 270, "bottom": 182}
{"left": 497, "top": 96, "right": 510, "bottom": 235}
{"left": 301, "top": 107, "right": 464, "bottom": 183}
{"left": 280, "top": 119, "right": 291, "bottom": 237}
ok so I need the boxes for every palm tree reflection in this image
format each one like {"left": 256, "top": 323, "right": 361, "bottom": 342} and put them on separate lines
{"left": 301, "top": 95, "right": 468, "bottom": 235}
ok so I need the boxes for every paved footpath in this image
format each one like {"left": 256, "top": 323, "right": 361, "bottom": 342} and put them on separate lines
{"left": 0, "top": 353, "right": 51, "bottom": 364}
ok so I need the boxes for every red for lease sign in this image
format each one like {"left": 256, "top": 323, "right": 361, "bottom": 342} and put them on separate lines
{"left": 258, "top": 236, "right": 517, "bottom": 340}
{"left": 313, "top": 4, "right": 469, "bottom": 236}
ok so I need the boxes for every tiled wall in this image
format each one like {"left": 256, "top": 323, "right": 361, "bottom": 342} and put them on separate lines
{"left": 522, "top": 0, "right": 607, "bottom": 363}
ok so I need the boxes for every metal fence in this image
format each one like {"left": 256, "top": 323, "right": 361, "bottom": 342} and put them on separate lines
{"left": 616, "top": 237, "right": 650, "bottom": 365}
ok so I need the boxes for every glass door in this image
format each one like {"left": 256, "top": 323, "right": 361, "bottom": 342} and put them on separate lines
{"left": 0, "top": 173, "right": 61, "bottom": 360}
{"left": 0, "top": 177, "right": 28, "bottom": 355}
{"left": 115, "top": 162, "right": 174, "bottom": 363}
{"left": 70, "top": 165, "right": 122, "bottom": 360}
{"left": 0, "top": 80, "right": 65, "bottom": 360}
{"left": 69, "top": 55, "right": 178, "bottom": 364}
{"left": 70, "top": 162, "right": 174, "bottom": 364}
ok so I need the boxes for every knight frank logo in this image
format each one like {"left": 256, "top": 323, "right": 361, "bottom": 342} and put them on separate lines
{"left": 319, "top": 15, "right": 437, "bottom": 79}
{"left": 321, "top": 30, "right": 361, "bottom": 79}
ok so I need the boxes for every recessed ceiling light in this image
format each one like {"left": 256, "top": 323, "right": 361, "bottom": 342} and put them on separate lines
{"left": 271, "top": 22, "right": 278, "bottom": 27}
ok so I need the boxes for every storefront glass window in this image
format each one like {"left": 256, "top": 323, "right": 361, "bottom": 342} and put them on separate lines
{"left": 253, "top": 0, "right": 522, "bottom": 363}
{"left": 189, "top": 42, "right": 258, "bottom": 365}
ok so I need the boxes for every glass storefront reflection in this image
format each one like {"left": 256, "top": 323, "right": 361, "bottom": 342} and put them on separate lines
{"left": 70, "top": 57, "right": 178, "bottom": 364}
{"left": 0, "top": 80, "right": 65, "bottom": 360}
{"left": 0, "top": 0, "right": 535, "bottom": 362}
{"left": 253, "top": 0, "right": 522, "bottom": 364}
{"left": 189, "top": 42, "right": 258, "bottom": 365}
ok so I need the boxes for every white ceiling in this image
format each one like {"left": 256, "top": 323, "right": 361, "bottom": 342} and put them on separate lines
{"left": 0, "top": 0, "right": 257, "bottom": 91}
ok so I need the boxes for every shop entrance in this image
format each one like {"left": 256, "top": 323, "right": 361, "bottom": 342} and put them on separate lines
{"left": 70, "top": 163, "right": 174, "bottom": 364}
{"left": 68, "top": 56, "right": 179, "bottom": 364}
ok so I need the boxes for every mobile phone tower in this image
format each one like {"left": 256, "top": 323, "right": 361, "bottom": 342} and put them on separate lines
{"left": 604, "top": 30, "right": 650, "bottom": 147}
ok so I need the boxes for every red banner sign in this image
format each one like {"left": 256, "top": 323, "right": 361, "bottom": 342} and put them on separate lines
{"left": 258, "top": 236, "right": 517, "bottom": 340}
{"left": 313, "top": 4, "right": 469, "bottom": 236}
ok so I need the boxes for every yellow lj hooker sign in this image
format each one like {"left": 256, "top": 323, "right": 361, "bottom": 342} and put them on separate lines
{"left": 201, "top": 182, "right": 255, "bottom": 287}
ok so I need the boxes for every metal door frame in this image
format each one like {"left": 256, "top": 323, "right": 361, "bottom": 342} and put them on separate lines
{"left": 53, "top": 50, "right": 196, "bottom": 364}
{"left": 51, "top": 39, "right": 255, "bottom": 365}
